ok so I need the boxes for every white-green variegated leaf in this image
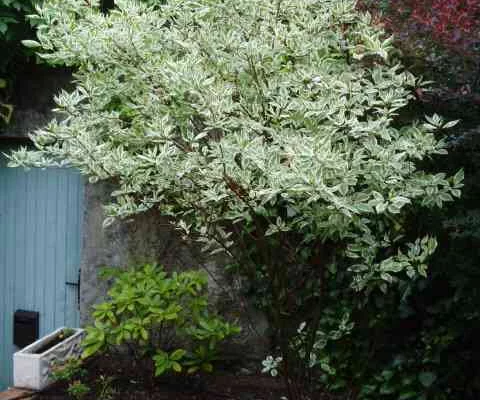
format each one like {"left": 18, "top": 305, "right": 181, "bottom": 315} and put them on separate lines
{"left": 8, "top": 0, "right": 462, "bottom": 292}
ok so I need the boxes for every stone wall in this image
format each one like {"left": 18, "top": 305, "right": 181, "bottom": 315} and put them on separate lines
{"left": 79, "top": 181, "right": 200, "bottom": 324}
{"left": 79, "top": 182, "right": 269, "bottom": 361}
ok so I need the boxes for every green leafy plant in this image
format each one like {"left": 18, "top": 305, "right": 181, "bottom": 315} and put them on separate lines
{"left": 96, "top": 375, "right": 117, "bottom": 400}
{"left": 51, "top": 357, "right": 90, "bottom": 400}
{"left": 357, "top": 354, "right": 441, "bottom": 400}
{"left": 0, "top": 0, "right": 38, "bottom": 72}
{"left": 81, "top": 264, "right": 240, "bottom": 377}
{"left": 59, "top": 328, "right": 75, "bottom": 339}
{"left": 67, "top": 381, "right": 90, "bottom": 400}
{"left": 50, "top": 357, "right": 87, "bottom": 383}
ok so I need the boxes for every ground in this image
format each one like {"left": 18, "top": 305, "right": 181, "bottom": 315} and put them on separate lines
{"left": 33, "top": 354, "right": 335, "bottom": 400}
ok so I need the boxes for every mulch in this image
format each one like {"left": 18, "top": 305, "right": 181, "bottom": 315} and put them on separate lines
{"left": 37, "top": 376, "right": 286, "bottom": 400}
{"left": 33, "top": 354, "right": 314, "bottom": 400}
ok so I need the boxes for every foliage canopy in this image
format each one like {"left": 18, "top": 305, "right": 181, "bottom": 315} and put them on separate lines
{"left": 10, "top": 0, "right": 464, "bottom": 397}
{"left": 12, "top": 0, "right": 461, "bottom": 286}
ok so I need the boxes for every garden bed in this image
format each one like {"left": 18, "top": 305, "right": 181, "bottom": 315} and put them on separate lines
{"left": 34, "top": 354, "right": 336, "bottom": 400}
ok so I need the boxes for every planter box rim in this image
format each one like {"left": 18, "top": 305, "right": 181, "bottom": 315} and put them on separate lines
{"left": 15, "top": 327, "right": 84, "bottom": 357}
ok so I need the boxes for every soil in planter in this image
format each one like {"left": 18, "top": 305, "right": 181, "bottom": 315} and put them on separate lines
{"left": 33, "top": 330, "right": 75, "bottom": 354}
{"left": 35, "top": 354, "right": 339, "bottom": 400}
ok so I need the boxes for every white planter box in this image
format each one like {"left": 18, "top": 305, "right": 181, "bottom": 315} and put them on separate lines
{"left": 13, "top": 327, "right": 85, "bottom": 391}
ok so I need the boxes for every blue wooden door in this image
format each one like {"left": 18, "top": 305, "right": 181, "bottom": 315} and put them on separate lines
{"left": 0, "top": 146, "right": 84, "bottom": 389}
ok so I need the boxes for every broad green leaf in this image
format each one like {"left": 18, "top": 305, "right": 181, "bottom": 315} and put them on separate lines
{"left": 418, "top": 371, "right": 437, "bottom": 388}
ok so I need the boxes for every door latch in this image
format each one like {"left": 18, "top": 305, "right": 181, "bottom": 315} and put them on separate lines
{"left": 66, "top": 269, "right": 80, "bottom": 309}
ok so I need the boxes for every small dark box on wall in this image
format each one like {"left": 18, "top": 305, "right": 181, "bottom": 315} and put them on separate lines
{"left": 14, "top": 310, "right": 39, "bottom": 348}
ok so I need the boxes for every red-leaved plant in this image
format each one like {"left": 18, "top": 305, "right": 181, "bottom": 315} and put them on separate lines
{"left": 360, "top": 0, "right": 480, "bottom": 105}
{"left": 389, "top": 0, "right": 480, "bottom": 54}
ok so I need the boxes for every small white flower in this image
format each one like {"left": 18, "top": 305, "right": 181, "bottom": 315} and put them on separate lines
{"left": 297, "top": 321, "right": 307, "bottom": 333}
{"left": 261, "top": 355, "right": 283, "bottom": 377}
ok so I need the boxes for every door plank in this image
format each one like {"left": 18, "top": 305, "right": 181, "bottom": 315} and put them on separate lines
{"left": 0, "top": 159, "right": 84, "bottom": 389}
